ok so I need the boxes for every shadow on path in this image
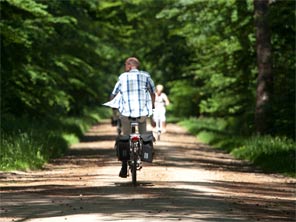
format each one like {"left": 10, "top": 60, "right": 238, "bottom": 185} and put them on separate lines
{"left": 0, "top": 121, "right": 295, "bottom": 222}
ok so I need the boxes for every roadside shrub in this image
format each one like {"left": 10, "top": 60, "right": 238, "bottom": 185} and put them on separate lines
{"left": 231, "top": 136, "right": 296, "bottom": 176}
{"left": 179, "top": 117, "right": 228, "bottom": 135}
{"left": 0, "top": 106, "right": 111, "bottom": 171}
{"left": 180, "top": 117, "right": 296, "bottom": 177}
{"left": 1, "top": 132, "right": 47, "bottom": 170}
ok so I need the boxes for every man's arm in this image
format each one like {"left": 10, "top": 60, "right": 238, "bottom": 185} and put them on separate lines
{"left": 110, "top": 94, "right": 115, "bottom": 100}
{"left": 146, "top": 74, "right": 156, "bottom": 109}
{"left": 110, "top": 81, "right": 121, "bottom": 100}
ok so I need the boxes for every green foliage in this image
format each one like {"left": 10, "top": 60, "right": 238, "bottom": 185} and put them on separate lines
{"left": 0, "top": 107, "right": 110, "bottom": 171}
{"left": 160, "top": 0, "right": 256, "bottom": 121}
{"left": 180, "top": 117, "right": 296, "bottom": 177}
{"left": 2, "top": 0, "right": 293, "bottom": 138}
{"left": 231, "top": 136, "right": 296, "bottom": 176}
{"left": 153, "top": 0, "right": 293, "bottom": 138}
{"left": 168, "top": 80, "right": 200, "bottom": 117}
{"left": 1, "top": 0, "right": 294, "bottom": 171}
{"left": 1, "top": 131, "right": 48, "bottom": 170}
{"left": 1, "top": 0, "right": 120, "bottom": 118}
{"left": 180, "top": 117, "right": 228, "bottom": 134}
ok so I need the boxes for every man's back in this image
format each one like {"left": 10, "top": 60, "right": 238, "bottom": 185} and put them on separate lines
{"left": 113, "top": 69, "right": 154, "bottom": 118}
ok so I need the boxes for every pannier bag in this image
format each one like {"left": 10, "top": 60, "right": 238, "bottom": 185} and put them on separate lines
{"left": 141, "top": 131, "right": 154, "bottom": 163}
{"left": 115, "top": 135, "right": 130, "bottom": 161}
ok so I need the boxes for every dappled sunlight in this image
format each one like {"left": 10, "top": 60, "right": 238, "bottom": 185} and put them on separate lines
{"left": 0, "top": 182, "right": 254, "bottom": 222}
{"left": 1, "top": 122, "right": 295, "bottom": 222}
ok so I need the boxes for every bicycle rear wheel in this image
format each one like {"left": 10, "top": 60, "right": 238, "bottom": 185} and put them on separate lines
{"left": 131, "top": 159, "right": 137, "bottom": 186}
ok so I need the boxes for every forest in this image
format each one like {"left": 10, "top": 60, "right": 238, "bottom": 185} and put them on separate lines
{"left": 0, "top": 0, "right": 295, "bottom": 176}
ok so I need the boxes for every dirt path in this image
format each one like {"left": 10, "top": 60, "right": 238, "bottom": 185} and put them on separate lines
{"left": 1, "top": 121, "right": 295, "bottom": 222}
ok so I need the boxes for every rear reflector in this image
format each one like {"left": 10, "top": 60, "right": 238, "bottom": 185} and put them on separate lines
{"left": 131, "top": 135, "right": 140, "bottom": 142}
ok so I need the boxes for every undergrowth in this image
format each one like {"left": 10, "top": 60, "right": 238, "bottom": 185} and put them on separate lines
{"left": 0, "top": 106, "right": 111, "bottom": 171}
{"left": 180, "top": 117, "right": 296, "bottom": 177}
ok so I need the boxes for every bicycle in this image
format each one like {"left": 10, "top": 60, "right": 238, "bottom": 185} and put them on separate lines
{"left": 115, "top": 118, "right": 154, "bottom": 186}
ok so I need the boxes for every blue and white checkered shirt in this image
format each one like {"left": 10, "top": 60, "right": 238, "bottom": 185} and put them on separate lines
{"left": 111, "top": 69, "right": 155, "bottom": 118}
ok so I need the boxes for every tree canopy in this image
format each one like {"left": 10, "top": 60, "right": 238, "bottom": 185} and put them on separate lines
{"left": 1, "top": 0, "right": 294, "bottom": 138}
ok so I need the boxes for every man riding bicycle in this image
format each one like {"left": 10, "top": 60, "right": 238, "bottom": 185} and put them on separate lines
{"left": 110, "top": 57, "right": 156, "bottom": 178}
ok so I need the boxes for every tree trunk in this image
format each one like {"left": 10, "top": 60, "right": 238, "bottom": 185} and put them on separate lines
{"left": 254, "top": 0, "right": 273, "bottom": 135}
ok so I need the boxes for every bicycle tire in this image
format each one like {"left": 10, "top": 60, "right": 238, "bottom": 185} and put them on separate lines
{"left": 132, "top": 159, "right": 137, "bottom": 186}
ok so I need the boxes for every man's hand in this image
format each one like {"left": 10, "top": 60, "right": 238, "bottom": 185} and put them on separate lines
{"left": 110, "top": 94, "right": 115, "bottom": 100}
